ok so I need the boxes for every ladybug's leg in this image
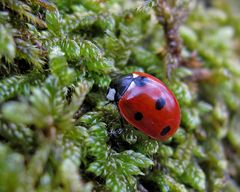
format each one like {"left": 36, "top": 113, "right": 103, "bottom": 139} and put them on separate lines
{"left": 108, "top": 118, "right": 124, "bottom": 137}
{"left": 119, "top": 115, "right": 125, "bottom": 130}
{"left": 108, "top": 103, "right": 124, "bottom": 137}
{"left": 116, "top": 103, "right": 125, "bottom": 130}
{"left": 108, "top": 125, "right": 123, "bottom": 137}
{"left": 104, "top": 101, "right": 112, "bottom": 106}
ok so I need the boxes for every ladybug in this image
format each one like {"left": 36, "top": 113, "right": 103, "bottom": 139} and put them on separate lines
{"left": 106, "top": 72, "right": 181, "bottom": 141}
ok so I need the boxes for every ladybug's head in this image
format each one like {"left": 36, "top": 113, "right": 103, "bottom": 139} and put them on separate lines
{"left": 106, "top": 74, "right": 133, "bottom": 102}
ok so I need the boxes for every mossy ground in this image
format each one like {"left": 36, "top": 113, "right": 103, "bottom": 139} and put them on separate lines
{"left": 0, "top": 0, "right": 240, "bottom": 192}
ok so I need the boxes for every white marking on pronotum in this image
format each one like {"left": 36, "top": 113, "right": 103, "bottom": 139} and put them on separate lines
{"left": 106, "top": 88, "right": 116, "bottom": 101}
{"left": 132, "top": 73, "right": 139, "bottom": 78}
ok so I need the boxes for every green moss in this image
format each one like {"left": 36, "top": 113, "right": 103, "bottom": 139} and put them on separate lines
{"left": 0, "top": 0, "right": 240, "bottom": 191}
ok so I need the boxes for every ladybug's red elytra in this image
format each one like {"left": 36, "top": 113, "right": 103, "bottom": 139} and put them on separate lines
{"left": 106, "top": 72, "right": 181, "bottom": 141}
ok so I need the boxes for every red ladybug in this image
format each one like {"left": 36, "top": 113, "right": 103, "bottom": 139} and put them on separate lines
{"left": 106, "top": 72, "right": 181, "bottom": 141}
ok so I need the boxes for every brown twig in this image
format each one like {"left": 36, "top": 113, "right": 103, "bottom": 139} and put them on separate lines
{"left": 155, "top": 0, "right": 189, "bottom": 79}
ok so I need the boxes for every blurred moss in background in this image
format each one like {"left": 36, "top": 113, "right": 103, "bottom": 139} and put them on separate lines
{"left": 0, "top": 0, "right": 240, "bottom": 191}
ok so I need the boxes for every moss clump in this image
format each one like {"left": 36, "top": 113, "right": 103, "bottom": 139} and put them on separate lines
{"left": 0, "top": 0, "right": 240, "bottom": 191}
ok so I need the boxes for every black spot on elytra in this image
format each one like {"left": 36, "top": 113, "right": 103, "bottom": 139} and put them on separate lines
{"left": 155, "top": 97, "right": 166, "bottom": 110}
{"left": 134, "top": 112, "right": 143, "bottom": 121}
{"left": 160, "top": 126, "right": 171, "bottom": 136}
{"left": 134, "top": 76, "right": 148, "bottom": 87}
